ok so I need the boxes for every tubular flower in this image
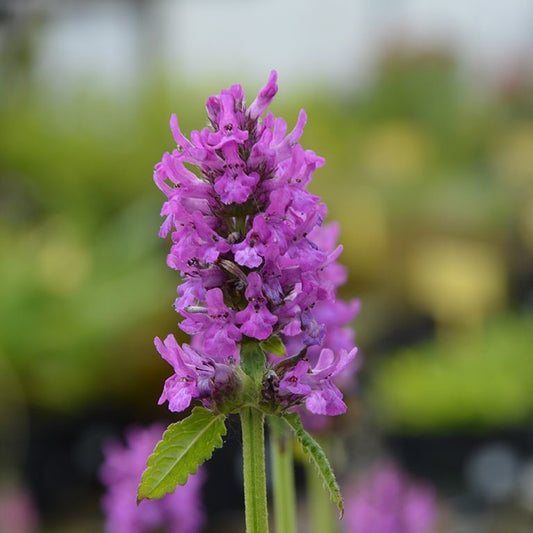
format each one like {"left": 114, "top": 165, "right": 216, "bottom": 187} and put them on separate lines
{"left": 155, "top": 335, "right": 236, "bottom": 413}
{"left": 277, "top": 347, "right": 358, "bottom": 415}
{"left": 155, "top": 71, "right": 359, "bottom": 417}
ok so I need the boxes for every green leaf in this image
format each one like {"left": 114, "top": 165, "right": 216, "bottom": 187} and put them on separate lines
{"left": 283, "top": 412, "right": 344, "bottom": 518}
{"left": 137, "top": 407, "right": 226, "bottom": 502}
{"left": 240, "top": 337, "right": 266, "bottom": 385}
{"left": 261, "top": 334, "right": 287, "bottom": 357}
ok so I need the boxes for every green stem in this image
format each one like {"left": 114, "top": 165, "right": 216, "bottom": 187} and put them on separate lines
{"left": 241, "top": 407, "right": 269, "bottom": 533}
{"left": 307, "top": 457, "right": 338, "bottom": 533}
{"left": 269, "top": 417, "right": 297, "bottom": 533}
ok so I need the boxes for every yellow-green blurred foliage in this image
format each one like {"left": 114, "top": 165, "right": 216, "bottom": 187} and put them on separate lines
{"left": 1, "top": 46, "right": 532, "bottom": 434}
{"left": 372, "top": 315, "right": 533, "bottom": 431}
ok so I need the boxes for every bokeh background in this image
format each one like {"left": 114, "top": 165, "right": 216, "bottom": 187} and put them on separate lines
{"left": 1, "top": 1, "right": 533, "bottom": 531}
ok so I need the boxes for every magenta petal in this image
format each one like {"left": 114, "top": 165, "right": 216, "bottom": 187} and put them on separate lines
{"left": 248, "top": 70, "right": 278, "bottom": 120}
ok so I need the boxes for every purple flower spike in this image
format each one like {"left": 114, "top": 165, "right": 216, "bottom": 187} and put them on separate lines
{"left": 153, "top": 72, "right": 360, "bottom": 418}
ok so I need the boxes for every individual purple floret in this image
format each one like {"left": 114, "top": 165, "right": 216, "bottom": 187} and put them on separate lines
{"left": 100, "top": 425, "right": 205, "bottom": 533}
{"left": 154, "top": 71, "right": 359, "bottom": 417}
{"left": 156, "top": 335, "right": 236, "bottom": 413}
{"left": 180, "top": 288, "right": 241, "bottom": 357}
{"left": 277, "top": 347, "right": 358, "bottom": 415}
{"left": 247, "top": 70, "right": 278, "bottom": 120}
{"left": 344, "top": 464, "right": 437, "bottom": 533}
{"left": 236, "top": 272, "right": 278, "bottom": 340}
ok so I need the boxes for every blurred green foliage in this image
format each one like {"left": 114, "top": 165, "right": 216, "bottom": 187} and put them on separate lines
{"left": 0, "top": 84, "right": 208, "bottom": 411}
{"left": 1, "top": 47, "right": 533, "bottom": 433}
{"left": 372, "top": 314, "right": 533, "bottom": 431}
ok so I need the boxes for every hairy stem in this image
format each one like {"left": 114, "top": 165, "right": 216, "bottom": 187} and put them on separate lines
{"left": 241, "top": 407, "right": 269, "bottom": 533}
{"left": 269, "top": 416, "right": 297, "bottom": 533}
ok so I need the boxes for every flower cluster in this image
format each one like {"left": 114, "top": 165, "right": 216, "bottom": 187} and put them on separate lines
{"left": 156, "top": 335, "right": 236, "bottom": 413}
{"left": 154, "top": 71, "right": 358, "bottom": 417}
{"left": 100, "top": 425, "right": 205, "bottom": 533}
{"left": 344, "top": 464, "right": 437, "bottom": 533}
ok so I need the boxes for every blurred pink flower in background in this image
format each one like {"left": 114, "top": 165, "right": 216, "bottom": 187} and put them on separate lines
{"left": 344, "top": 463, "right": 437, "bottom": 533}
{"left": 100, "top": 424, "right": 205, "bottom": 533}
{"left": 0, "top": 482, "right": 39, "bottom": 533}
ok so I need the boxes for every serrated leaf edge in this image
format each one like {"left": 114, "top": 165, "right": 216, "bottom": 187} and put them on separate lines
{"left": 137, "top": 407, "right": 226, "bottom": 502}
{"left": 283, "top": 412, "right": 344, "bottom": 518}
